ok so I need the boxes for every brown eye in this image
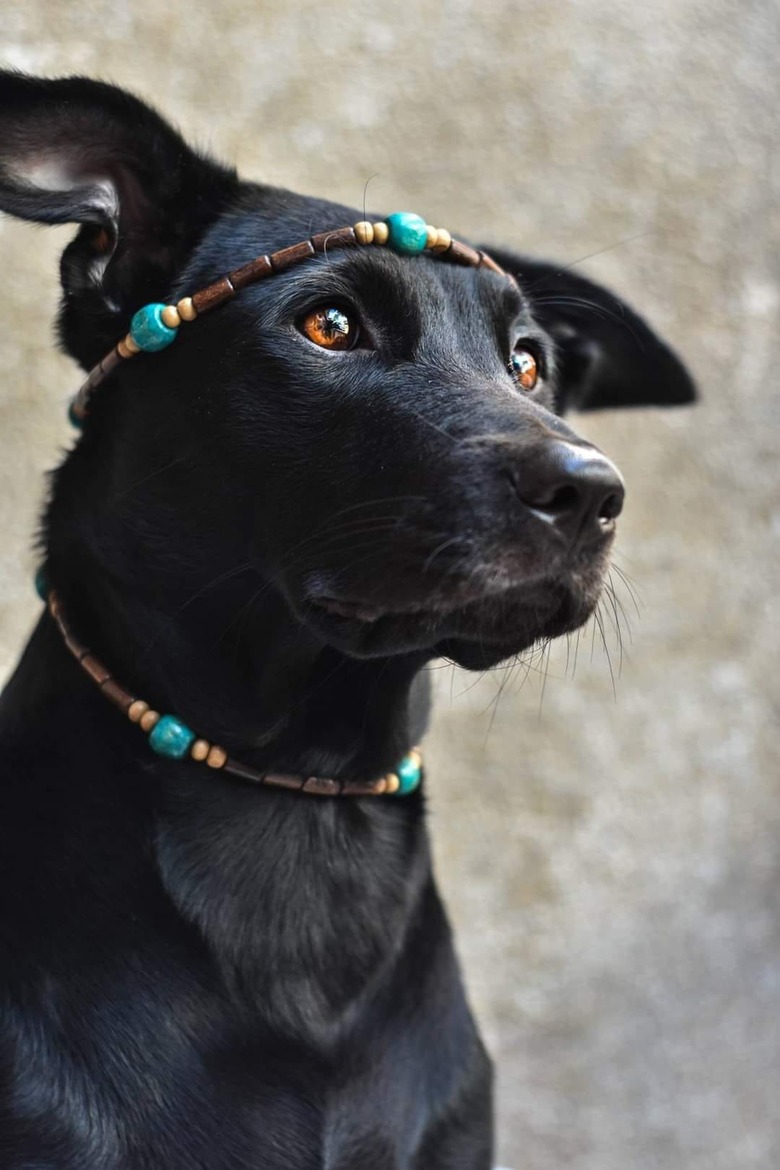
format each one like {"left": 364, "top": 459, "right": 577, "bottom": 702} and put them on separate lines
{"left": 510, "top": 347, "right": 539, "bottom": 391}
{"left": 299, "top": 306, "right": 358, "bottom": 351}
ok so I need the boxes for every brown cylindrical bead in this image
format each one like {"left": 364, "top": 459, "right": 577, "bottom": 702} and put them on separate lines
{"left": 478, "top": 250, "right": 506, "bottom": 276}
{"left": 191, "top": 277, "right": 236, "bottom": 316}
{"left": 271, "top": 241, "right": 316, "bottom": 272}
{"left": 229, "top": 255, "right": 272, "bottom": 290}
{"left": 99, "top": 348, "right": 122, "bottom": 376}
{"left": 310, "top": 226, "right": 357, "bottom": 253}
{"left": 100, "top": 678, "right": 133, "bottom": 712}
{"left": 341, "top": 778, "right": 385, "bottom": 797}
{"left": 447, "top": 240, "right": 482, "bottom": 267}
{"left": 302, "top": 776, "right": 342, "bottom": 797}
{"left": 80, "top": 654, "right": 111, "bottom": 685}
{"left": 63, "top": 630, "right": 88, "bottom": 661}
{"left": 261, "top": 772, "right": 306, "bottom": 790}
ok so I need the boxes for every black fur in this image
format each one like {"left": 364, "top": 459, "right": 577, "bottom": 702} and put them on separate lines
{"left": 0, "top": 73, "right": 694, "bottom": 1168}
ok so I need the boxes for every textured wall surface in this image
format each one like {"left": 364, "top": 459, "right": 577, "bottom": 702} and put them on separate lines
{"left": 1, "top": 2, "right": 778, "bottom": 1166}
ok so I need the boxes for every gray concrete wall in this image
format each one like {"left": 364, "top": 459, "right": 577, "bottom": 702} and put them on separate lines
{"left": 1, "top": 3, "right": 778, "bottom": 1166}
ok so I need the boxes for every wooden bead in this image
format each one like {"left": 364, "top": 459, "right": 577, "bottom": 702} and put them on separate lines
{"left": 176, "top": 296, "right": 198, "bottom": 322}
{"left": 448, "top": 240, "right": 481, "bottom": 266}
{"left": 425, "top": 225, "right": 438, "bottom": 249}
{"left": 140, "top": 710, "right": 161, "bottom": 732}
{"left": 408, "top": 747, "right": 423, "bottom": 767}
{"left": 354, "top": 221, "right": 374, "bottom": 245}
{"left": 124, "top": 333, "right": 141, "bottom": 354}
{"left": 206, "top": 746, "right": 227, "bottom": 769}
{"left": 373, "top": 776, "right": 388, "bottom": 794}
{"left": 372, "top": 222, "right": 389, "bottom": 245}
{"left": 433, "top": 229, "right": 452, "bottom": 252}
{"left": 384, "top": 773, "right": 401, "bottom": 795}
{"left": 128, "top": 700, "right": 149, "bottom": 724}
{"left": 191, "top": 739, "right": 210, "bottom": 761}
{"left": 117, "top": 338, "right": 134, "bottom": 360}
{"left": 270, "top": 241, "right": 316, "bottom": 272}
{"left": 160, "top": 305, "right": 181, "bottom": 329}
{"left": 192, "top": 278, "right": 235, "bottom": 315}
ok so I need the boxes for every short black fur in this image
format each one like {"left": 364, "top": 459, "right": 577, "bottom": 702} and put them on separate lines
{"left": 0, "top": 73, "right": 694, "bottom": 1169}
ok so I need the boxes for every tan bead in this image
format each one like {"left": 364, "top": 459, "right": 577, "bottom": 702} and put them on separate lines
{"left": 124, "top": 333, "right": 141, "bottom": 354}
{"left": 117, "top": 337, "right": 136, "bottom": 360}
{"left": 160, "top": 305, "right": 181, "bottom": 329}
{"left": 433, "top": 229, "right": 452, "bottom": 252}
{"left": 384, "top": 773, "right": 400, "bottom": 795}
{"left": 354, "top": 221, "right": 374, "bottom": 245}
{"left": 374, "top": 776, "right": 388, "bottom": 795}
{"left": 408, "top": 748, "right": 423, "bottom": 768}
{"left": 425, "top": 225, "right": 438, "bottom": 249}
{"left": 176, "top": 296, "right": 198, "bottom": 322}
{"left": 372, "top": 222, "right": 389, "bottom": 245}
{"left": 191, "top": 739, "right": 210, "bottom": 762}
{"left": 128, "top": 699, "right": 149, "bottom": 724}
{"left": 206, "top": 746, "right": 227, "bottom": 769}
{"left": 140, "top": 710, "right": 161, "bottom": 732}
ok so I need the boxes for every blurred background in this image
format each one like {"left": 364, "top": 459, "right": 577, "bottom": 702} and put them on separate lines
{"left": 1, "top": 2, "right": 778, "bottom": 1166}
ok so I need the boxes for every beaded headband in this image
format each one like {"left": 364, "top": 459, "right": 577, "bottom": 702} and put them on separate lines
{"left": 69, "top": 211, "right": 515, "bottom": 424}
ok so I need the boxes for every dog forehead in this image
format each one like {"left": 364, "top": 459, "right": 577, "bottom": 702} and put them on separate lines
{"left": 180, "top": 190, "right": 527, "bottom": 332}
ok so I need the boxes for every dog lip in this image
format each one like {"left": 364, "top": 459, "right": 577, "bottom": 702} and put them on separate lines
{"left": 312, "top": 596, "right": 386, "bottom": 623}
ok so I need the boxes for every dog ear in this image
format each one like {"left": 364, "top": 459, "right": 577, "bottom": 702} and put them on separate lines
{"left": 0, "top": 71, "right": 239, "bottom": 366}
{"left": 481, "top": 246, "right": 696, "bottom": 412}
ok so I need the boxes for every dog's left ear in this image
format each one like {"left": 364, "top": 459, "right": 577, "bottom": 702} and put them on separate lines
{"left": 0, "top": 71, "right": 240, "bottom": 367}
{"left": 482, "top": 246, "right": 696, "bottom": 412}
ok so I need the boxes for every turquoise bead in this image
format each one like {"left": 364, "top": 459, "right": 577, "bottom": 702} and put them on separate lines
{"left": 129, "top": 303, "right": 178, "bottom": 352}
{"left": 396, "top": 754, "right": 422, "bottom": 795}
{"left": 148, "top": 714, "right": 196, "bottom": 760}
{"left": 68, "top": 400, "right": 84, "bottom": 429}
{"left": 34, "top": 565, "right": 49, "bottom": 601}
{"left": 385, "top": 212, "right": 428, "bottom": 256}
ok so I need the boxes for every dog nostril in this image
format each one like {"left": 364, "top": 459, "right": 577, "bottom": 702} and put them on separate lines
{"left": 598, "top": 491, "right": 623, "bottom": 524}
{"left": 531, "top": 483, "right": 582, "bottom": 517}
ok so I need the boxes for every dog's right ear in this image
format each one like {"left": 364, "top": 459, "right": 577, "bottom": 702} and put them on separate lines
{"left": 0, "top": 71, "right": 239, "bottom": 367}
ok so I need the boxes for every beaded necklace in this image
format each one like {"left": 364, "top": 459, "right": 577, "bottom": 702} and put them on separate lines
{"left": 46, "top": 590, "right": 423, "bottom": 798}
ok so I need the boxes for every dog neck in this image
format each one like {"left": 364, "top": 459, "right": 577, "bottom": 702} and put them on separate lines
{"left": 47, "top": 556, "right": 431, "bottom": 784}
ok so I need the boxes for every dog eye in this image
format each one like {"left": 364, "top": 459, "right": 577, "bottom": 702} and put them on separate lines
{"left": 510, "top": 346, "right": 539, "bottom": 391}
{"left": 299, "top": 306, "right": 359, "bottom": 351}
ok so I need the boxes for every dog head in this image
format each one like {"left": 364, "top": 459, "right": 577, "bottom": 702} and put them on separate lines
{"left": 0, "top": 74, "right": 694, "bottom": 673}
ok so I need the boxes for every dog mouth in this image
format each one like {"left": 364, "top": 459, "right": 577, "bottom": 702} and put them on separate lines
{"left": 301, "top": 567, "right": 602, "bottom": 665}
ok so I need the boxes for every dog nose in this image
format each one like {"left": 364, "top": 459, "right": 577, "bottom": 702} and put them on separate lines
{"left": 507, "top": 441, "right": 625, "bottom": 542}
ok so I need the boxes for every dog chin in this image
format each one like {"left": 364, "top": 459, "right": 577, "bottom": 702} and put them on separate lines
{"left": 300, "top": 574, "right": 604, "bottom": 665}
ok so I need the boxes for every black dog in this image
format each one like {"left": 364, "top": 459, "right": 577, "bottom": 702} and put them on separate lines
{"left": 0, "top": 73, "right": 694, "bottom": 1169}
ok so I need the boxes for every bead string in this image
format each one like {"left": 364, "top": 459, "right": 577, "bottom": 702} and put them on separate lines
{"left": 69, "top": 211, "right": 515, "bottom": 424}
{"left": 47, "top": 590, "right": 423, "bottom": 798}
